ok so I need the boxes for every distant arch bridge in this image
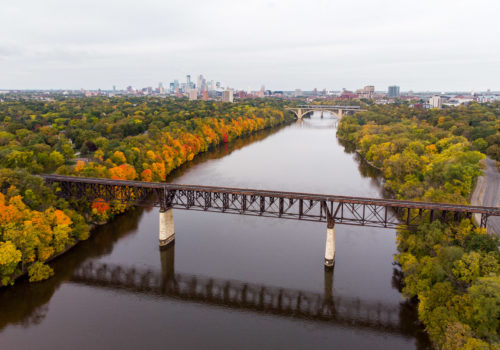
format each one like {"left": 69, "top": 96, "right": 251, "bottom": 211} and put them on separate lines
{"left": 286, "top": 105, "right": 365, "bottom": 120}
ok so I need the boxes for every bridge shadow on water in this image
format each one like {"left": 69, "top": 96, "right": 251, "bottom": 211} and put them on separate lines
{"left": 69, "top": 244, "right": 429, "bottom": 342}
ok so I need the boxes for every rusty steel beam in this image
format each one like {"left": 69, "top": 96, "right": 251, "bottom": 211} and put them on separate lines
{"left": 41, "top": 175, "right": 500, "bottom": 229}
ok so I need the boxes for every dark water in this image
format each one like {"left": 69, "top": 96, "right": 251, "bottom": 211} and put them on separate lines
{"left": 0, "top": 115, "right": 430, "bottom": 349}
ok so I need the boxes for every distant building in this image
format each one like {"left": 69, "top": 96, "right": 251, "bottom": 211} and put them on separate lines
{"left": 189, "top": 89, "right": 198, "bottom": 101}
{"left": 222, "top": 90, "right": 233, "bottom": 103}
{"left": 197, "top": 75, "right": 203, "bottom": 92}
{"left": 387, "top": 86, "right": 400, "bottom": 98}
{"left": 202, "top": 90, "right": 209, "bottom": 101}
{"left": 356, "top": 85, "right": 375, "bottom": 99}
{"left": 340, "top": 90, "right": 358, "bottom": 99}
{"left": 429, "top": 95, "right": 442, "bottom": 109}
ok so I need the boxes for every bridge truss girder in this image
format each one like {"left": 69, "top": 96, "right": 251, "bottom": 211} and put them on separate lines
{"left": 45, "top": 176, "right": 492, "bottom": 230}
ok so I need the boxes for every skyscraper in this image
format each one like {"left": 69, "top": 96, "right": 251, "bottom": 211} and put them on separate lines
{"left": 197, "top": 75, "right": 203, "bottom": 92}
{"left": 387, "top": 86, "right": 400, "bottom": 98}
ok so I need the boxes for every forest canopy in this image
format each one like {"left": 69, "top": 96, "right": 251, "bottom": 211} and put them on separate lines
{"left": 338, "top": 102, "right": 500, "bottom": 349}
{"left": 0, "top": 96, "right": 293, "bottom": 285}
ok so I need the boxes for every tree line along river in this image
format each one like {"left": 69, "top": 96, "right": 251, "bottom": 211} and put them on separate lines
{"left": 0, "top": 114, "right": 430, "bottom": 349}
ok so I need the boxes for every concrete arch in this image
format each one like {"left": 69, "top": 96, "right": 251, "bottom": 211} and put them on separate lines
{"left": 287, "top": 108, "right": 342, "bottom": 120}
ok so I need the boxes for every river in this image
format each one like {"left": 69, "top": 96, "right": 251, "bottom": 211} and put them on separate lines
{"left": 0, "top": 114, "right": 430, "bottom": 349}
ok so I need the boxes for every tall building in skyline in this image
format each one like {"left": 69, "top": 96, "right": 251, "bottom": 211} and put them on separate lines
{"left": 196, "top": 75, "right": 203, "bottom": 92}
{"left": 387, "top": 85, "right": 400, "bottom": 98}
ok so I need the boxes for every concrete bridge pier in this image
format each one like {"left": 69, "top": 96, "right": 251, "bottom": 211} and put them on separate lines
{"left": 324, "top": 222, "right": 335, "bottom": 268}
{"left": 296, "top": 108, "right": 305, "bottom": 119}
{"left": 159, "top": 206, "right": 175, "bottom": 247}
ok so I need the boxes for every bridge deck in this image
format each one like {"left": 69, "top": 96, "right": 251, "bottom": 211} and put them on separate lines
{"left": 42, "top": 175, "right": 500, "bottom": 229}
{"left": 295, "top": 105, "right": 361, "bottom": 110}
{"left": 41, "top": 174, "right": 500, "bottom": 216}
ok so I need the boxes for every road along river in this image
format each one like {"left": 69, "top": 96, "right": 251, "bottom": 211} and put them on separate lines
{"left": 0, "top": 114, "right": 430, "bottom": 349}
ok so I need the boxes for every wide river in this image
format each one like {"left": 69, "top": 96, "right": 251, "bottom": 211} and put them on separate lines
{"left": 0, "top": 114, "right": 430, "bottom": 349}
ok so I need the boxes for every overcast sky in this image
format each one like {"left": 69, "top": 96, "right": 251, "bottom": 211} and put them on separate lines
{"left": 1, "top": 0, "right": 499, "bottom": 91}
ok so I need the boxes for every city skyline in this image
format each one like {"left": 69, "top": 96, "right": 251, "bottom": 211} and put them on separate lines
{"left": 1, "top": 0, "right": 499, "bottom": 91}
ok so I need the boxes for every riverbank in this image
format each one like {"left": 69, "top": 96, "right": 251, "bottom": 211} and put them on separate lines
{"left": 337, "top": 111, "right": 500, "bottom": 348}
{"left": 2, "top": 121, "right": 294, "bottom": 287}
{"left": 0, "top": 115, "right": 429, "bottom": 349}
{"left": 337, "top": 136, "right": 383, "bottom": 171}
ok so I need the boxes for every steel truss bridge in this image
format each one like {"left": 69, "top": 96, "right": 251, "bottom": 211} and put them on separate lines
{"left": 70, "top": 259, "right": 414, "bottom": 337}
{"left": 42, "top": 174, "right": 500, "bottom": 229}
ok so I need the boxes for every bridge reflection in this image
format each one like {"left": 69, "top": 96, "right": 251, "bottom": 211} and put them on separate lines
{"left": 70, "top": 246, "right": 415, "bottom": 337}
{"left": 296, "top": 118, "right": 338, "bottom": 129}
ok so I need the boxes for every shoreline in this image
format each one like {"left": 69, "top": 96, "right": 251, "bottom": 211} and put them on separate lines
{"left": 4, "top": 119, "right": 294, "bottom": 286}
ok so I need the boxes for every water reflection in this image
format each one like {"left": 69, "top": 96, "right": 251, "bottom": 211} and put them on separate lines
{"left": 0, "top": 206, "right": 147, "bottom": 331}
{"left": 296, "top": 118, "right": 338, "bottom": 130}
{"left": 167, "top": 125, "right": 288, "bottom": 181}
{"left": 68, "top": 245, "right": 418, "bottom": 338}
{"left": 0, "top": 115, "right": 431, "bottom": 349}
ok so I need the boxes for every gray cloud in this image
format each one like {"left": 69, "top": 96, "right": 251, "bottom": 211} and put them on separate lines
{"left": 0, "top": 0, "right": 499, "bottom": 90}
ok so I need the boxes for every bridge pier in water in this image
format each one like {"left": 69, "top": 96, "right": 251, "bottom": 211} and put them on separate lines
{"left": 324, "top": 222, "right": 335, "bottom": 268}
{"left": 41, "top": 175, "right": 499, "bottom": 268}
{"left": 159, "top": 206, "right": 175, "bottom": 248}
{"left": 160, "top": 244, "right": 175, "bottom": 284}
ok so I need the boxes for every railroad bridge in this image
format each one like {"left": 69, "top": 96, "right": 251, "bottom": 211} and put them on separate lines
{"left": 42, "top": 175, "right": 500, "bottom": 268}
{"left": 286, "top": 105, "right": 365, "bottom": 120}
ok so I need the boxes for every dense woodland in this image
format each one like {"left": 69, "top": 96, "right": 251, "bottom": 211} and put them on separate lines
{"left": 338, "top": 102, "right": 500, "bottom": 349}
{"left": 0, "top": 96, "right": 293, "bottom": 285}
